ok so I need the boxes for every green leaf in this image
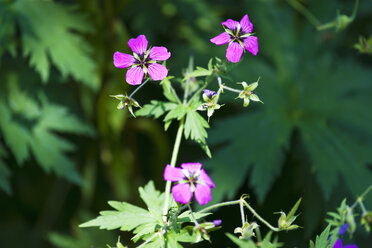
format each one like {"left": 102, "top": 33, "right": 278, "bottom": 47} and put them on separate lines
{"left": 80, "top": 201, "right": 153, "bottom": 231}
{"left": 0, "top": 2, "right": 17, "bottom": 58}
{"left": 184, "top": 110, "right": 209, "bottom": 141}
{"left": 161, "top": 76, "right": 180, "bottom": 103}
{"left": 184, "top": 66, "right": 212, "bottom": 80}
{"left": 0, "top": 144, "right": 11, "bottom": 194}
{"left": 0, "top": 101, "right": 32, "bottom": 164}
{"left": 136, "top": 100, "right": 176, "bottom": 119}
{"left": 0, "top": 77, "right": 94, "bottom": 190}
{"left": 206, "top": 111, "right": 292, "bottom": 204}
{"left": 138, "top": 181, "right": 165, "bottom": 219}
{"left": 164, "top": 104, "right": 187, "bottom": 122}
{"left": 310, "top": 225, "right": 331, "bottom": 248}
{"left": 226, "top": 233, "right": 257, "bottom": 248}
{"left": 184, "top": 110, "right": 212, "bottom": 157}
{"left": 177, "top": 210, "right": 211, "bottom": 223}
{"left": 12, "top": 0, "right": 98, "bottom": 89}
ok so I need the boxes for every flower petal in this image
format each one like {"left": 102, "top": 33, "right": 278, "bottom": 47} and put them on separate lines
{"left": 213, "top": 220, "right": 222, "bottom": 227}
{"left": 181, "top": 162, "right": 202, "bottom": 173}
{"left": 344, "top": 245, "right": 358, "bottom": 248}
{"left": 147, "top": 63, "right": 168, "bottom": 81}
{"left": 172, "top": 183, "right": 192, "bottom": 204}
{"left": 226, "top": 41, "right": 244, "bottom": 63}
{"left": 243, "top": 36, "right": 258, "bottom": 56}
{"left": 221, "top": 19, "right": 239, "bottom": 31}
{"left": 194, "top": 184, "right": 212, "bottom": 205}
{"left": 125, "top": 66, "right": 144, "bottom": 85}
{"left": 210, "top": 32, "right": 231, "bottom": 45}
{"left": 164, "top": 164, "right": 184, "bottom": 182}
{"left": 333, "top": 239, "right": 343, "bottom": 248}
{"left": 198, "top": 169, "right": 215, "bottom": 188}
{"left": 128, "top": 35, "right": 148, "bottom": 55}
{"left": 149, "top": 46, "right": 171, "bottom": 61}
{"left": 338, "top": 223, "right": 349, "bottom": 235}
{"left": 240, "top": 15, "right": 253, "bottom": 33}
{"left": 113, "top": 52, "right": 135, "bottom": 68}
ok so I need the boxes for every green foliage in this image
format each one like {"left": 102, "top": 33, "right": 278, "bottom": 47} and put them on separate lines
{"left": 226, "top": 232, "right": 282, "bottom": 248}
{"left": 0, "top": 144, "right": 11, "bottom": 194}
{"left": 277, "top": 198, "right": 301, "bottom": 230}
{"left": 1, "top": 0, "right": 98, "bottom": 89}
{"left": 49, "top": 228, "right": 116, "bottom": 248}
{"left": 81, "top": 181, "right": 213, "bottom": 247}
{"left": 354, "top": 35, "right": 372, "bottom": 55}
{"left": 205, "top": 2, "right": 372, "bottom": 207}
{"left": 0, "top": 72, "right": 94, "bottom": 192}
{"left": 136, "top": 100, "right": 177, "bottom": 119}
{"left": 309, "top": 225, "right": 332, "bottom": 248}
{"left": 184, "top": 110, "right": 211, "bottom": 157}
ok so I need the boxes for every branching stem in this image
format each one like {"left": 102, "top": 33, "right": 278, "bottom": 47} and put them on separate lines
{"left": 197, "top": 199, "right": 280, "bottom": 232}
{"left": 162, "top": 118, "right": 185, "bottom": 220}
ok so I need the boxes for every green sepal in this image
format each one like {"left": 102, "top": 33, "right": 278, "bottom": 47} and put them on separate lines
{"left": 361, "top": 211, "right": 372, "bottom": 232}
{"left": 243, "top": 97, "right": 250, "bottom": 107}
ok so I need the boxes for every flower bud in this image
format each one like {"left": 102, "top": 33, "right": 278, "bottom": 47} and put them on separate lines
{"left": 234, "top": 221, "right": 258, "bottom": 240}
{"left": 361, "top": 211, "right": 372, "bottom": 232}
{"left": 110, "top": 94, "right": 141, "bottom": 117}
{"left": 345, "top": 206, "right": 356, "bottom": 234}
{"left": 277, "top": 198, "right": 301, "bottom": 231}
{"left": 335, "top": 14, "right": 352, "bottom": 32}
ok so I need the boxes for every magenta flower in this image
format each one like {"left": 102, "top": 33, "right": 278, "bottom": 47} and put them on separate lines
{"left": 113, "top": 35, "right": 171, "bottom": 85}
{"left": 164, "top": 162, "right": 215, "bottom": 205}
{"left": 333, "top": 239, "right": 357, "bottom": 248}
{"left": 210, "top": 14, "right": 258, "bottom": 63}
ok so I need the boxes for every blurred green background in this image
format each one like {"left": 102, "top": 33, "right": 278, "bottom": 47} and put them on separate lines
{"left": 0, "top": 0, "right": 372, "bottom": 247}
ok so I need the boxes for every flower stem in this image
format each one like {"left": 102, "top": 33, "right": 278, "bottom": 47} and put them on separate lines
{"left": 183, "top": 56, "right": 194, "bottom": 104}
{"left": 217, "top": 76, "right": 241, "bottom": 94}
{"left": 351, "top": 184, "right": 372, "bottom": 209}
{"left": 240, "top": 200, "right": 245, "bottom": 226}
{"left": 129, "top": 78, "right": 150, "bottom": 98}
{"left": 187, "top": 203, "right": 200, "bottom": 227}
{"left": 197, "top": 200, "right": 241, "bottom": 214}
{"left": 242, "top": 201, "right": 280, "bottom": 232}
{"left": 197, "top": 199, "right": 280, "bottom": 232}
{"left": 360, "top": 184, "right": 372, "bottom": 200}
{"left": 286, "top": 0, "right": 322, "bottom": 28}
{"left": 162, "top": 117, "right": 185, "bottom": 221}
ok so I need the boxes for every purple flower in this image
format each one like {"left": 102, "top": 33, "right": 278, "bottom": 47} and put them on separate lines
{"left": 213, "top": 219, "right": 222, "bottom": 227}
{"left": 163, "top": 162, "right": 215, "bottom": 205}
{"left": 333, "top": 239, "right": 357, "bottom": 248}
{"left": 210, "top": 15, "right": 258, "bottom": 63}
{"left": 113, "top": 35, "right": 171, "bottom": 85}
{"left": 338, "top": 223, "right": 349, "bottom": 235}
{"left": 203, "top": 89, "right": 216, "bottom": 99}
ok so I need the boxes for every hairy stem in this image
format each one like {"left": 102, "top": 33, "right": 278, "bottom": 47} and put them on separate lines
{"left": 197, "top": 200, "right": 241, "bottom": 214}
{"left": 240, "top": 200, "right": 245, "bottom": 226}
{"left": 351, "top": 184, "right": 372, "bottom": 209}
{"left": 286, "top": 0, "right": 322, "bottom": 28}
{"left": 187, "top": 203, "right": 200, "bottom": 227}
{"left": 360, "top": 184, "right": 372, "bottom": 200}
{"left": 217, "top": 76, "right": 241, "bottom": 94}
{"left": 129, "top": 78, "right": 150, "bottom": 98}
{"left": 162, "top": 118, "right": 185, "bottom": 220}
{"left": 197, "top": 199, "right": 280, "bottom": 232}
{"left": 183, "top": 56, "right": 194, "bottom": 104}
{"left": 242, "top": 200, "right": 280, "bottom": 232}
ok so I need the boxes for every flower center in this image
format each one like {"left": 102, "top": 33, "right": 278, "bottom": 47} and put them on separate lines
{"left": 134, "top": 52, "right": 150, "bottom": 67}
